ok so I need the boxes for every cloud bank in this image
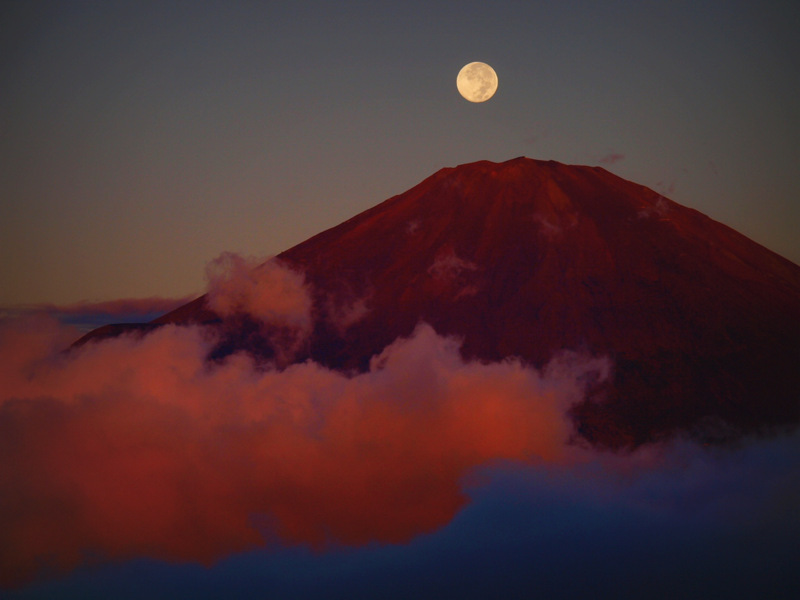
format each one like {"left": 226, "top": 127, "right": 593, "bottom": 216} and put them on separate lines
{"left": 2, "top": 254, "right": 796, "bottom": 597}
{"left": 0, "top": 297, "right": 194, "bottom": 333}
{"left": 0, "top": 308, "right": 608, "bottom": 587}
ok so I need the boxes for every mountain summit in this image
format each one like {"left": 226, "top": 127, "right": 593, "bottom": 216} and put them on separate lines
{"left": 84, "top": 158, "right": 800, "bottom": 447}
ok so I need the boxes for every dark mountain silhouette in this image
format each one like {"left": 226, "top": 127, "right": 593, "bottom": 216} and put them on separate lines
{"left": 78, "top": 157, "right": 800, "bottom": 448}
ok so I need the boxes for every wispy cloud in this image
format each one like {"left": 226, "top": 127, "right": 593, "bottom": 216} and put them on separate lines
{"left": 0, "top": 297, "right": 194, "bottom": 332}
{"left": 427, "top": 248, "right": 480, "bottom": 299}
{"left": 205, "top": 253, "right": 311, "bottom": 329}
{"left": 598, "top": 152, "right": 625, "bottom": 165}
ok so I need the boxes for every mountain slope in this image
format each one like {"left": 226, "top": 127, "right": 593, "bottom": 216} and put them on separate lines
{"left": 94, "top": 158, "right": 800, "bottom": 447}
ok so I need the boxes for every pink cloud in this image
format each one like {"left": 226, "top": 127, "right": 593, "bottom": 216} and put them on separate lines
{"left": 0, "top": 315, "right": 609, "bottom": 587}
{"left": 1, "top": 297, "right": 195, "bottom": 333}
{"left": 204, "top": 253, "right": 313, "bottom": 361}
{"left": 324, "top": 294, "right": 370, "bottom": 334}
{"left": 427, "top": 248, "right": 477, "bottom": 281}
{"left": 205, "top": 253, "right": 311, "bottom": 328}
{"left": 43, "top": 297, "right": 193, "bottom": 317}
{"left": 426, "top": 247, "right": 480, "bottom": 299}
{"left": 598, "top": 153, "right": 625, "bottom": 165}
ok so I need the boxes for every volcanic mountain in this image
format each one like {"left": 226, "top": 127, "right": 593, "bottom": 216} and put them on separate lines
{"left": 80, "top": 157, "right": 800, "bottom": 448}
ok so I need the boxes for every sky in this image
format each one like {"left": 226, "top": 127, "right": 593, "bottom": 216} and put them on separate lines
{"left": 1, "top": 2, "right": 799, "bottom": 597}
{"left": 2, "top": 0, "right": 799, "bottom": 307}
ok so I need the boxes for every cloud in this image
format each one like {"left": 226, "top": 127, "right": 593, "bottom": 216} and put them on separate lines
{"left": 427, "top": 249, "right": 477, "bottom": 281}
{"left": 427, "top": 248, "right": 480, "bottom": 298}
{"left": 0, "top": 314, "right": 609, "bottom": 588}
{"left": 655, "top": 180, "right": 676, "bottom": 195}
{"left": 206, "top": 253, "right": 311, "bottom": 329}
{"left": 532, "top": 214, "right": 566, "bottom": 238}
{"left": 44, "top": 297, "right": 192, "bottom": 318}
{"left": 637, "top": 195, "right": 671, "bottom": 220}
{"left": 598, "top": 153, "right": 625, "bottom": 165}
{"left": 205, "top": 253, "right": 313, "bottom": 362}
{"left": 0, "top": 297, "right": 194, "bottom": 332}
{"left": 323, "top": 294, "right": 370, "bottom": 334}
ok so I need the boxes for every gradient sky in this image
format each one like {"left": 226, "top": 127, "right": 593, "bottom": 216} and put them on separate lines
{"left": 2, "top": 4, "right": 799, "bottom": 596}
{"left": 2, "top": 0, "right": 799, "bottom": 306}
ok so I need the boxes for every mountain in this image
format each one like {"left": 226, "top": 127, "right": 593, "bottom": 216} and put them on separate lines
{"left": 78, "top": 157, "right": 800, "bottom": 448}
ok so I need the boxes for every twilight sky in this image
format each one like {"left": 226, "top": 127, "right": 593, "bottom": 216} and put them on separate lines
{"left": 2, "top": 0, "right": 799, "bottom": 306}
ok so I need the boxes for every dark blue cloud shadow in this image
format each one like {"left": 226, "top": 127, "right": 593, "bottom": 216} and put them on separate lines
{"left": 8, "top": 434, "right": 799, "bottom": 600}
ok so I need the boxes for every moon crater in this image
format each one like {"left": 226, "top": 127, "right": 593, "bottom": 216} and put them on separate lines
{"left": 457, "top": 62, "right": 498, "bottom": 103}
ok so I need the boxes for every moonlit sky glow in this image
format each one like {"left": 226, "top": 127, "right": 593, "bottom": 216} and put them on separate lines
{"left": 1, "top": 0, "right": 799, "bottom": 306}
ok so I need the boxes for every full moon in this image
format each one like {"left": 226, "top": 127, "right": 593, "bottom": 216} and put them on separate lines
{"left": 456, "top": 62, "right": 498, "bottom": 103}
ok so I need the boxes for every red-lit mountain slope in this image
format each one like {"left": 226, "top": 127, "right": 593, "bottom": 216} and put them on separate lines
{"left": 88, "top": 158, "right": 800, "bottom": 447}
